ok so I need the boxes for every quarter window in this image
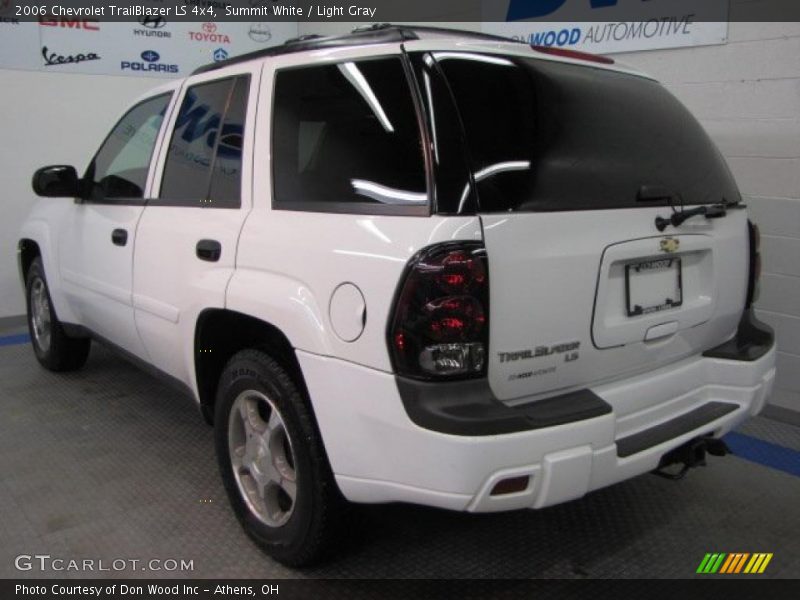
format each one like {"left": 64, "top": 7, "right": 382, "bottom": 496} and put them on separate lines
{"left": 160, "top": 75, "right": 250, "bottom": 208}
{"left": 85, "top": 93, "right": 171, "bottom": 201}
{"left": 272, "top": 57, "right": 428, "bottom": 213}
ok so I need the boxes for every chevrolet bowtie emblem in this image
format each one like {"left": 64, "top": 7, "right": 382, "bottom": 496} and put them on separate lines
{"left": 660, "top": 238, "right": 680, "bottom": 253}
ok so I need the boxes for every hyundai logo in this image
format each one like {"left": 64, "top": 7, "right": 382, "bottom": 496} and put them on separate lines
{"left": 139, "top": 16, "right": 166, "bottom": 29}
{"left": 141, "top": 50, "right": 160, "bottom": 63}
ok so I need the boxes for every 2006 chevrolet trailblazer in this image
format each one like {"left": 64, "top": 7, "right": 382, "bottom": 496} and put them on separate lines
{"left": 18, "top": 25, "right": 776, "bottom": 565}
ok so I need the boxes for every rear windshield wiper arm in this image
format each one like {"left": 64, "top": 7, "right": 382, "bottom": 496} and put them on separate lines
{"left": 645, "top": 186, "right": 742, "bottom": 231}
{"left": 655, "top": 204, "right": 727, "bottom": 232}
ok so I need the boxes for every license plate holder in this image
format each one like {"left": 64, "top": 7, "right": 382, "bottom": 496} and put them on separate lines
{"left": 625, "top": 257, "right": 683, "bottom": 317}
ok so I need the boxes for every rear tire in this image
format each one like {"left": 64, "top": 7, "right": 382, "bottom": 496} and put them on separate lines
{"left": 215, "top": 349, "right": 345, "bottom": 566}
{"left": 25, "top": 257, "right": 90, "bottom": 372}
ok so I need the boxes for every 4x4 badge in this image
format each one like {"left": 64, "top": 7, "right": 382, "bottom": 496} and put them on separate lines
{"left": 660, "top": 238, "right": 679, "bottom": 253}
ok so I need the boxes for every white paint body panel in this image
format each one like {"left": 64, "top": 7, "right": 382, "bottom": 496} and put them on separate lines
{"left": 133, "top": 64, "right": 260, "bottom": 386}
{"left": 299, "top": 347, "right": 775, "bottom": 511}
{"left": 59, "top": 202, "right": 147, "bottom": 357}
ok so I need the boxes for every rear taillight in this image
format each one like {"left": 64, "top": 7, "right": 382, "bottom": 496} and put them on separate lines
{"left": 389, "top": 242, "right": 489, "bottom": 380}
{"left": 746, "top": 220, "right": 761, "bottom": 307}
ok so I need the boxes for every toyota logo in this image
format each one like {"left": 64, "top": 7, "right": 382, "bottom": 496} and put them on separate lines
{"left": 202, "top": 22, "right": 217, "bottom": 33}
{"left": 139, "top": 16, "right": 166, "bottom": 29}
{"left": 141, "top": 50, "right": 160, "bottom": 63}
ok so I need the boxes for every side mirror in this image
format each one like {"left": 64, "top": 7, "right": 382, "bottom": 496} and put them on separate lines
{"left": 32, "top": 165, "right": 80, "bottom": 198}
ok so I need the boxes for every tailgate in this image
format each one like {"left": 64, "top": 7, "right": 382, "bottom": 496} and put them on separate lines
{"left": 482, "top": 208, "right": 748, "bottom": 402}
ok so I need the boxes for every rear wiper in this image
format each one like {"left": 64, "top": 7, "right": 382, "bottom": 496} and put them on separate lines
{"left": 655, "top": 205, "right": 726, "bottom": 231}
{"left": 653, "top": 196, "right": 743, "bottom": 232}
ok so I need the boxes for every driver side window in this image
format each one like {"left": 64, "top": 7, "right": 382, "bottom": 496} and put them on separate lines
{"left": 85, "top": 93, "right": 172, "bottom": 202}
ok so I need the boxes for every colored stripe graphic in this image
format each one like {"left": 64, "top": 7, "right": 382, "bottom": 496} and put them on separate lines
{"left": 698, "top": 552, "right": 773, "bottom": 574}
{"left": 719, "top": 553, "right": 736, "bottom": 573}
{"left": 697, "top": 553, "right": 727, "bottom": 573}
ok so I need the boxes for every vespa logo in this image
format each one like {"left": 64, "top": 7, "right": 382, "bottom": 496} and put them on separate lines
{"left": 139, "top": 16, "right": 166, "bottom": 29}
{"left": 660, "top": 238, "right": 680, "bottom": 253}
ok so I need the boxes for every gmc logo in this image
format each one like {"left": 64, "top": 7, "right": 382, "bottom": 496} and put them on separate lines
{"left": 39, "top": 18, "right": 99, "bottom": 31}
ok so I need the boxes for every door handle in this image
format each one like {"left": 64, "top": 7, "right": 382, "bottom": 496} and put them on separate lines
{"left": 196, "top": 239, "right": 221, "bottom": 262}
{"left": 111, "top": 229, "right": 128, "bottom": 246}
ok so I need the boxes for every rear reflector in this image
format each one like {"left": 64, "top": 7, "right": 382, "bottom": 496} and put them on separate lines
{"left": 490, "top": 476, "right": 530, "bottom": 496}
{"left": 531, "top": 45, "right": 615, "bottom": 65}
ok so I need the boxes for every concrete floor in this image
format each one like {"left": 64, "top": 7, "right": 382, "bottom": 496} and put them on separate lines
{"left": 1, "top": 334, "right": 799, "bottom": 579}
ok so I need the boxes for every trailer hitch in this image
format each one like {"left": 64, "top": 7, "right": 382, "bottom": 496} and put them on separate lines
{"left": 652, "top": 436, "right": 731, "bottom": 480}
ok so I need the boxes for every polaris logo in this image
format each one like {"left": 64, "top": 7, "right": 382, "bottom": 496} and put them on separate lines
{"left": 121, "top": 50, "right": 178, "bottom": 73}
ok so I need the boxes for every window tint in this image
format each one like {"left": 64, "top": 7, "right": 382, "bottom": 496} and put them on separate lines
{"left": 160, "top": 75, "right": 249, "bottom": 207}
{"left": 436, "top": 54, "right": 739, "bottom": 212}
{"left": 85, "top": 93, "right": 170, "bottom": 201}
{"left": 272, "top": 57, "right": 428, "bottom": 212}
{"left": 208, "top": 77, "right": 248, "bottom": 205}
{"left": 409, "top": 53, "right": 477, "bottom": 215}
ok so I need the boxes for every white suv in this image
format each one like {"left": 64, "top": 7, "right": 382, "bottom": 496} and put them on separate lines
{"left": 19, "top": 25, "right": 776, "bottom": 565}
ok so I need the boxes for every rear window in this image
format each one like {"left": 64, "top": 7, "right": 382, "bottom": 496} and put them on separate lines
{"left": 271, "top": 57, "right": 428, "bottom": 214}
{"left": 435, "top": 53, "right": 739, "bottom": 212}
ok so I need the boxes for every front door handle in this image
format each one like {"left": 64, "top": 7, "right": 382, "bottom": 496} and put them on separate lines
{"left": 196, "top": 239, "right": 221, "bottom": 262}
{"left": 111, "top": 229, "right": 128, "bottom": 246}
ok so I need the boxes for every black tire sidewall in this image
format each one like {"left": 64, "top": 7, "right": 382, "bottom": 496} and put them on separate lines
{"left": 214, "top": 353, "right": 318, "bottom": 560}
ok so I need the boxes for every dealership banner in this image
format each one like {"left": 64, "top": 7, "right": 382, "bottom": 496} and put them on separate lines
{"left": 481, "top": 0, "right": 729, "bottom": 54}
{"left": 0, "top": 12, "right": 297, "bottom": 78}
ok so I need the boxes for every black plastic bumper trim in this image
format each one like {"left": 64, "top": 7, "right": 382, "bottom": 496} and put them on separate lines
{"left": 703, "top": 308, "right": 775, "bottom": 362}
{"left": 396, "top": 377, "right": 612, "bottom": 436}
{"left": 616, "top": 402, "right": 737, "bottom": 458}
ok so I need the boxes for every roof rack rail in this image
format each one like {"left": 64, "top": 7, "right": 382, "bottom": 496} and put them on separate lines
{"left": 191, "top": 24, "right": 522, "bottom": 75}
{"left": 192, "top": 25, "right": 417, "bottom": 75}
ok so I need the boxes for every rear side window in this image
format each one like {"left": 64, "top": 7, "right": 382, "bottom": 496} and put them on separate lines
{"left": 435, "top": 53, "right": 739, "bottom": 212}
{"left": 160, "top": 75, "right": 249, "bottom": 208}
{"left": 272, "top": 57, "right": 428, "bottom": 214}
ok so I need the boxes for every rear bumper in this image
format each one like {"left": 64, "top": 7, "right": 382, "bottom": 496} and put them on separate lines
{"left": 298, "top": 312, "right": 776, "bottom": 512}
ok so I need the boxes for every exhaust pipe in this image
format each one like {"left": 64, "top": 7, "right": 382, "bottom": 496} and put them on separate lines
{"left": 652, "top": 436, "right": 731, "bottom": 480}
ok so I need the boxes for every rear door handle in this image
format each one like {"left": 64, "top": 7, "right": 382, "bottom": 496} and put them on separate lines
{"left": 111, "top": 229, "right": 128, "bottom": 246}
{"left": 196, "top": 239, "right": 221, "bottom": 262}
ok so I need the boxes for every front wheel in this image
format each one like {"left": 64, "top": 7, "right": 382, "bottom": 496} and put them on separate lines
{"left": 25, "top": 257, "right": 90, "bottom": 371}
{"left": 215, "top": 349, "right": 345, "bottom": 566}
